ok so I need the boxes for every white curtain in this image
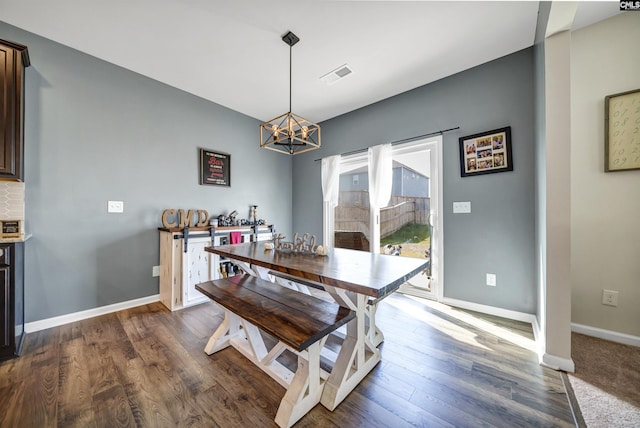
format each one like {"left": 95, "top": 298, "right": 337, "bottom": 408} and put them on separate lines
{"left": 321, "top": 155, "right": 340, "bottom": 247}
{"left": 368, "top": 144, "right": 392, "bottom": 254}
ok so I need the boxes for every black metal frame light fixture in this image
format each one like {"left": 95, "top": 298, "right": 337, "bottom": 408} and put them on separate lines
{"left": 260, "top": 31, "right": 321, "bottom": 155}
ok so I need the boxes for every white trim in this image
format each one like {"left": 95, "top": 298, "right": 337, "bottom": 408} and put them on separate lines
{"left": 440, "top": 297, "right": 560, "bottom": 368}
{"left": 541, "top": 353, "right": 575, "bottom": 372}
{"left": 432, "top": 136, "right": 444, "bottom": 302}
{"left": 531, "top": 316, "right": 546, "bottom": 364}
{"left": 25, "top": 294, "right": 160, "bottom": 333}
{"left": 572, "top": 323, "right": 640, "bottom": 348}
{"left": 441, "top": 297, "right": 537, "bottom": 324}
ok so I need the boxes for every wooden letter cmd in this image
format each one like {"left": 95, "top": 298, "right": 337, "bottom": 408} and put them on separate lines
{"left": 161, "top": 209, "right": 209, "bottom": 228}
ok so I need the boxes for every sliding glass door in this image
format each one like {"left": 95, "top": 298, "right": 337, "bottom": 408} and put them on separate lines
{"left": 391, "top": 139, "right": 441, "bottom": 299}
{"left": 334, "top": 154, "right": 370, "bottom": 251}
{"left": 326, "top": 136, "right": 443, "bottom": 300}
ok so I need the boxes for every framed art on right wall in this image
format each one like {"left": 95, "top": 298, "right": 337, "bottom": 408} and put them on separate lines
{"left": 459, "top": 126, "right": 513, "bottom": 177}
{"left": 605, "top": 88, "right": 640, "bottom": 172}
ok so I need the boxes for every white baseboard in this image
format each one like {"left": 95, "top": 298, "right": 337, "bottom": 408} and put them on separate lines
{"left": 572, "top": 323, "right": 640, "bottom": 348}
{"left": 441, "top": 297, "right": 553, "bottom": 365}
{"left": 25, "top": 294, "right": 161, "bottom": 333}
{"left": 541, "top": 352, "right": 575, "bottom": 372}
{"left": 441, "top": 297, "right": 537, "bottom": 324}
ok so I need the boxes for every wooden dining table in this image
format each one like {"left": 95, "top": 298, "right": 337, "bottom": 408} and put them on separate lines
{"left": 204, "top": 242, "right": 428, "bottom": 411}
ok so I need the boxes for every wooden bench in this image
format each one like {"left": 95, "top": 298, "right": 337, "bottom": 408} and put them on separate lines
{"left": 196, "top": 275, "right": 355, "bottom": 428}
{"left": 268, "top": 270, "right": 387, "bottom": 345}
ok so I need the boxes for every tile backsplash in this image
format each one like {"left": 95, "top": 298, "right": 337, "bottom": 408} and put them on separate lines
{"left": 0, "top": 181, "right": 25, "bottom": 230}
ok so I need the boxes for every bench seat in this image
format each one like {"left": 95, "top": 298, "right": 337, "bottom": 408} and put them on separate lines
{"left": 196, "top": 275, "right": 354, "bottom": 351}
{"left": 196, "top": 274, "right": 355, "bottom": 427}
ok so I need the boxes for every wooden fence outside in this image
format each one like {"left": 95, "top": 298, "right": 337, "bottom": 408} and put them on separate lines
{"left": 335, "top": 191, "right": 430, "bottom": 239}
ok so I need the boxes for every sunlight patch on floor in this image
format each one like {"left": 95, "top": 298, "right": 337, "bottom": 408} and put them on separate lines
{"left": 385, "top": 297, "right": 492, "bottom": 351}
{"left": 390, "top": 295, "right": 537, "bottom": 353}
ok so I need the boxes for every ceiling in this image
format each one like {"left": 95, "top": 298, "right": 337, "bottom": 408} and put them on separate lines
{"left": 0, "top": 1, "right": 621, "bottom": 123}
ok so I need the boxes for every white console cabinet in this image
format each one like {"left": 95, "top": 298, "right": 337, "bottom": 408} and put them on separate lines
{"left": 158, "top": 225, "right": 273, "bottom": 311}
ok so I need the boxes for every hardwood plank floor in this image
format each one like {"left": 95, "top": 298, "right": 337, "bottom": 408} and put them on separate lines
{"left": 0, "top": 293, "right": 575, "bottom": 427}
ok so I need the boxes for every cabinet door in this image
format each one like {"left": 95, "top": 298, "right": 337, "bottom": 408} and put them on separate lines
{"left": 0, "top": 266, "right": 10, "bottom": 348}
{"left": 0, "top": 43, "right": 24, "bottom": 179}
{"left": 182, "top": 237, "right": 213, "bottom": 307}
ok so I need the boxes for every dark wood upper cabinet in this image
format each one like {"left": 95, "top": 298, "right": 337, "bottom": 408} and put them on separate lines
{"left": 0, "top": 39, "right": 30, "bottom": 181}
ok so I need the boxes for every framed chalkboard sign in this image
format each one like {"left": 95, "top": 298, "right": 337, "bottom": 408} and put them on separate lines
{"left": 605, "top": 88, "right": 640, "bottom": 172}
{"left": 200, "top": 148, "right": 231, "bottom": 186}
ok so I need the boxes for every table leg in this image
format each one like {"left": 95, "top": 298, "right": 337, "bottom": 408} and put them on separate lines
{"left": 320, "top": 290, "right": 381, "bottom": 410}
{"left": 366, "top": 301, "right": 385, "bottom": 346}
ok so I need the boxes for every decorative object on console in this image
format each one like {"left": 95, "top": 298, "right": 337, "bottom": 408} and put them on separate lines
{"left": 161, "top": 208, "right": 209, "bottom": 229}
{"left": 459, "top": 126, "right": 513, "bottom": 177}
{"left": 604, "top": 88, "right": 640, "bottom": 172}
{"left": 251, "top": 205, "right": 258, "bottom": 224}
{"left": 217, "top": 210, "right": 239, "bottom": 227}
{"left": 259, "top": 31, "right": 321, "bottom": 155}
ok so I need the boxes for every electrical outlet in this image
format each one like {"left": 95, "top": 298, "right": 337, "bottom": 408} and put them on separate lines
{"left": 602, "top": 289, "right": 619, "bottom": 307}
{"left": 152, "top": 266, "right": 160, "bottom": 277}
{"left": 107, "top": 200, "right": 124, "bottom": 213}
{"left": 486, "top": 273, "right": 496, "bottom": 287}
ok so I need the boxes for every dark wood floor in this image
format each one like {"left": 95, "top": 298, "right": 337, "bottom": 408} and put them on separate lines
{"left": 0, "top": 293, "right": 575, "bottom": 427}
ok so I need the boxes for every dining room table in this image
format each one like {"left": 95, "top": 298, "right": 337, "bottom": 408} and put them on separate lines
{"left": 204, "top": 241, "right": 429, "bottom": 411}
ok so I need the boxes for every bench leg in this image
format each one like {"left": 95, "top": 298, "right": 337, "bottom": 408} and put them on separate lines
{"left": 275, "top": 341, "right": 324, "bottom": 428}
{"left": 204, "top": 311, "right": 243, "bottom": 355}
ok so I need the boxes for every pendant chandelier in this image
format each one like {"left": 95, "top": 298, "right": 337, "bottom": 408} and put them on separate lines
{"left": 260, "top": 31, "right": 321, "bottom": 155}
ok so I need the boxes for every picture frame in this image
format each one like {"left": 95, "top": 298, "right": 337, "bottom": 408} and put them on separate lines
{"left": 199, "top": 148, "right": 231, "bottom": 186}
{"left": 604, "top": 88, "right": 640, "bottom": 172}
{"left": 459, "top": 126, "right": 513, "bottom": 177}
{"left": 0, "top": 220, "right": 21, "bottom": 238}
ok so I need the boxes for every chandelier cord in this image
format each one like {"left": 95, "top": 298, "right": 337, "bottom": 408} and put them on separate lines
{"left": 289, "top": 43, "right": 292, "bottom": 114}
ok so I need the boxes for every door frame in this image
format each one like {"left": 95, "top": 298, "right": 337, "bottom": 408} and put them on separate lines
{"left": 393, "top": 136, "right": 443, "bottom": 301}
{"left": 324, "top": 136, "right": 444, "bottom": 301}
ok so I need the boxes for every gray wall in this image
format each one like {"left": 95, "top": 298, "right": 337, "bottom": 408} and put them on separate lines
{"left": 0, "top": 22, "right": 293, "bottom": 322}
{"left": 293, "top": 48, "right": 536, "bottom": 313}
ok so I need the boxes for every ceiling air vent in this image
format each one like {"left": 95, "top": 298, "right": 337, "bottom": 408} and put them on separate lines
{"left": 320, "top": 64, "right": 353, "bottom": 85}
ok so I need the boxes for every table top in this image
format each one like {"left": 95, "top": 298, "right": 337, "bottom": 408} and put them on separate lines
{"left": 206, "top": 242, "right": 429, "bottom": 298}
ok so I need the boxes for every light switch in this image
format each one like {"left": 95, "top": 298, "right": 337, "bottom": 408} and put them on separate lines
{"left": 108, "top": 200, "right": 124, "bottom": 213}
{"left": 453, "top": 201, "right": 471, "bottom": 213}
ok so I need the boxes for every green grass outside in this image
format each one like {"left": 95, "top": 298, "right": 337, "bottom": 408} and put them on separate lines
{"left": 381, "top": 223, "right": 430, "bottom": 246}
